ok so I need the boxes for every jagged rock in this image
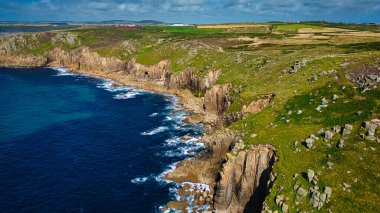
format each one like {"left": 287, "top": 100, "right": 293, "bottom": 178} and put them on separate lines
{"left": 337, "top": 139, "right": 345, "bottom": 148}
{"left": 369, "top": 123, "right": 377, "bottom": 135}
{"left": 127, "top": 57, "right": 169, "bottom": 80}
{"left": 327, "top": 162, "right": 333, "bottom": 170}
{"left": 0, "top": 54, "right": 47, "bottom": 67}
{"left": 275, "top": 195, "right": 284, "bottom": 205}
{"left": 333, "top": 125, "right": 342, "bottom": 133}
{"left": 241, "top": 94, "right": 274, "bottom": 118}
{"left": 342, "top": 182, "right": 351, "bottom": 191}
{"left": 366, "top": 135, "right": 376, "bottom": 141}
{"left": 342, "top": 124, "right": 353, "bottom": 135}
{"left": 342, "top": 129, "right": 351, "bottom": 135}
{"left": 363, "top": 121, "right": 371, "bottom": 129}
{"left": 204, "top": 84, "right": 231, "bottom": 115}
{"left": 169, "top": 68, "right": 221, "bottom": 94}
{"left": 324, "top": 187, "right": 332, "bottom": 198}
{"left": 281, "top": 203, "right": 289, "bottom": 213}
{"left": 46, "top": 47, "right": 125, "bottom": 72}
{"left": 289, "top": 59, "right": 309, "bottom": 73}
{"left": 166, "top": 130, "right": 238, "bottom": 183}
{"left": 214, "top": 144, "right": 277, "bottom": 213}
{"left": 293, "top": 184, "right": 299, "bottom": 190}
{"left": 307, "top": 169, "right": 315, "bottom": 182}
{"left": 310, "top": 135, "right": 319, "bottom": 140}
{"left": 322, "top": 97, "right": 329, "bottom": 105}
{"left": 296, "top": 187, "right": 308, "bottom": 198}
{"left": 304, "top": 138, "right": 314, "bottom": 149}
{"left": 325, "top": 130, "right": 334, "bottom": 139}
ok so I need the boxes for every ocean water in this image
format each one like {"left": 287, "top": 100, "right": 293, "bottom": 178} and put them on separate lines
{"left": 0, "top": 67, "right": 203, "bottom": 213}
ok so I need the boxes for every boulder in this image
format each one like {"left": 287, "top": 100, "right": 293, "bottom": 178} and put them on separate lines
{"left": 325, "top": 130, "right": 334, "bottom": 139}
{"left": 337, "top": 139, "right": 345, "bottom": 148}
{"left": 296, "top": 187, "right": 308, "bottom": 198}
{"left": 307, "top": 169, "right": 315, "bottom": 182}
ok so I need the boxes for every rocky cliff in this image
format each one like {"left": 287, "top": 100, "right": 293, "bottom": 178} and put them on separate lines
{"left": 204, "top": 83, "right": 232, "bottom": 115}
{"left": 166, "top": 129, "right": 239, "bottom": 184}
{"left": 0, "top": 54, "right": 47, "bottom": 67}
{"left": 169, "top": 68, "right": 221, "bottom": 94}
{"left": 126, "top": 57, "right": 170, "bottom": 80}
{"left": 214, "top": 145, "right": 277, "bottom": 213}
{"left": 47, "top": 47, "right": 125, "bottom": 72}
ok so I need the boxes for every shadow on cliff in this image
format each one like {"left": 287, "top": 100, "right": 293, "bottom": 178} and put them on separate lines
{"left": 243, "top": 154, "right": 276, "bottom": 213}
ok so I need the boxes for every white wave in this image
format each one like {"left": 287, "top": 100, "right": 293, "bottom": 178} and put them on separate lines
{"left": 154, "top": 161, "right": 179, "bottom": 184}
{"left": 130, "top": 177, "right": 148, "bottom": 184}
{"left": 149, "top": 113, "right": 159, "bottom": 117}
{"left": 141, "top": 126, "right": 169, "bottom": 136}
{"left": 114, "top": 91, "right": 141, "bottom": 99}
{"left": 164, "top": 136, "right": 203, "bottom": 147}
{"left": 164, "top": 147, "right": 196, "bottom": 157}
{"left": 50, "top": 67, "right": 74, "bottom": 76}
{"left": 163, "top": 181, "right": 212, "bottom": 213}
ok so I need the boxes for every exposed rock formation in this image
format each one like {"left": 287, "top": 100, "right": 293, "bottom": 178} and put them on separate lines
{"left": 241, "top": 94, "right": 275, "bottom": 118}
{"left": 0, "top": 54, "right": 47, "bottom": 67}
{"left": 126, "top": 57, "right": 170, "bottom": 80}
{"left": 166, "top": 129, "right": 239, "bottom": 184}
{"left": 47, "top": 47, "right": 125, "bottom": 72}
{"left": 204, "top": 84, "right": 232, "bottom": 115}
{"left": 214, "top": 144, "right": 277, "bottom": 213}
{"left": 169, "top": 68, "right": 221, "bottom": 94}
{"left": 0, "top": 33, "right": 30, "bottom": 55}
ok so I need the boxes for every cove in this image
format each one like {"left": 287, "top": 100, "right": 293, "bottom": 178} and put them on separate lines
{"left": 0, "top": 67, "right": 203, "bottom": 213}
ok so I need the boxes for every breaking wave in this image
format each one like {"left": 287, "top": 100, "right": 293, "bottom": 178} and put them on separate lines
{"left": 141, "top": 126, "right": 170, "bottom": 136}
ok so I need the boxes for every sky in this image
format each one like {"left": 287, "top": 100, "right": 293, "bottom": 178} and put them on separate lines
{"left": 1, "top": 0, "right": 380, "bottom": 24}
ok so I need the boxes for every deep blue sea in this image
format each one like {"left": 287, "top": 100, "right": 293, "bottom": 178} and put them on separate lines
{"left": 0, "top": 67, "right": 203, "bottom": 213}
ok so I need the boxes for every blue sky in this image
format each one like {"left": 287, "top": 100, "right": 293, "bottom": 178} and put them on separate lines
{"left": 1, "top": 0, "right": 379, "bottom": 23}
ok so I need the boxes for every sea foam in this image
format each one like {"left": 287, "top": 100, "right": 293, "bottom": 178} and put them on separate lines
{"left": 141, "top": 126, "right": 169, "bottom": 136}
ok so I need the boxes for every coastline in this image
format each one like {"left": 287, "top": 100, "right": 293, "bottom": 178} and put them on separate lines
{"left": 59, "top": 64, "right": 207, "bottom": 125}
{"left": 1, "top": 64, "right": 212, "bottom": 212}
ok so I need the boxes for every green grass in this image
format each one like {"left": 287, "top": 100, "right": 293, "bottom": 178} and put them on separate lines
{"left": 2, "top": 23, "right": 380, "bottom": 212}
{"left": 273, "top": 23, "right": 323, "bottom": 33}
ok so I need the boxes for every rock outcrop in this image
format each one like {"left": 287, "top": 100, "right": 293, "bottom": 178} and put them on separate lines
{"left": 126, "top": 57, "right": 170, "bottom": 80}
{"left": 46, "top": 47, "right": 125, "bottom": 72}
{"left": 214, "top": 144, "right": 277, "bottom": 213}
{"left": 0, "top": 54, "right": 47, "bottom": 67}
{"left": 166, "top": 129, "right": 239, "bottom": 184}
{"left": 241, "top": 94, "right": 275, "bottom": 118}
{"left": 169, "top": 68, "right": 221, "bottom": 94}
{"left": 204, "top": 84, "right": 232, "bottom": 115}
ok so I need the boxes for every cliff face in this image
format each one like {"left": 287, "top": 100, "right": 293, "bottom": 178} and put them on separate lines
{"left": 47, "top": 47, "right": 125, "bottom": 72}
{"left": 165, "top": 129, "right": 239, "bottom": 184}
{"left": 241, "top": 94, "right": 275, "bottom": 118}
{"left": 126, "top": 57, "right": 170, "bottom": 80}
{"left": 169, "top": 68, "right": 221, "bottom": 94}
{"left": 0, "top": 54, "right": 47, "bottom": 67}
{"left": 204, "top": 84, "right": 232, "bottom": 115}
{"left": 214, "top": 145, "right": 277, "bottom": 213}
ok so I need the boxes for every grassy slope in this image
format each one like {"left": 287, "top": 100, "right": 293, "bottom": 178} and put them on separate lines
{"left": 9, "top": 23, "right": 380, "bottom": 212}
{"left": 132, "top": 24, "right": 380, "bottom": 212}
